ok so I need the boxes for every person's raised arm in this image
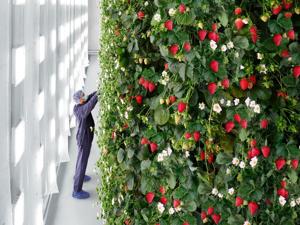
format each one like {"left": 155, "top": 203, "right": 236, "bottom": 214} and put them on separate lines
{"left": 86, "top": 91, "right": 97, "bottom": 101}
{"left": 76, "top": 94, "right": 98, "bottom": 119}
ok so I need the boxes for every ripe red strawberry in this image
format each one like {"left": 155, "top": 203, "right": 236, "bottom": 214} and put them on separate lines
{"left": 198, "top": 30, "right": 207, "bottom": 41}
{"left": 293, "top": 66, "right": 300, "bottom": 78}
{"left": 249, "top": 25, "right": 259, "bottom": 43}
{"left": 193, "top": 131, "right": 201, "bottom": 142}
{"left": 248, "top": 202, "right": 259, "bottom": 216}
{"left": 150, "top": 142, "right": 158, "bottom": 153}
{"left": 250, "top": 139, "right": 257, "bottom": 147}
{"left": 221, "top": 78, "right": 230, "bottom": 89}
{"left": 225, "top": 121, "right": 235, "bottom": 133}
{"left": 178, "top": 101, "right": 187, "bottom": 113}
{"left": 124, "top": 219, "right": 130, "bottom": 225}
{"left": 169, "top": 95, "right": 177, "bottom": 104}
{"left": 235, "top": 196, "right": 244, "bottom": 207}
{"left": 234, "top": 7, "right": 242, "bottom": 15}
{"left": 207, "top": 153, "right": 215, "bottom": 164}
{"left": 159, "top": 186, "right": 166, "bottom": 195}
{"left": 141, "top": 137, "right": 149, "bottom": 145}
{"left": 164, "top": 63, "right": 169, "bottom": 71}
{"left": 281, "top": 180, "right": 287, "bottom": 188}
{"left": 183, "top": 42, "right": 191, "bottom": 52}
{"left": 178, "top": 3, "right": 186, "bottom": 14}
{"left": 212, "top": 214, "right": 221, "bottom": 224}
{"left": 169, "top": 44, "right": 179, "bottom": 56}
{"left": 135, "top": 95, "right": 143, "bottom": 104}
{"left": 145, "top": 192, "right": 155, "bottom": 204}
{"left": 287, "top": 30, "right": 295, "bottom": 40}
{"left": 173, "top": 199, "right": 181, "bottom": 208}
{"left": 291, "top": 159, "right": 299, "bottom": 170}
{"left": 277, "top": 188, "right": 289, "bottom": 198}
{"left": 260, "top": 119, "right": 269, "bottom": 129}
{"left": 284, "top": 12, "right": 293, "bottom": 18}
{"left": 251, "top": 147, "right": 261, "bottom": 158}
{"left": 160, "top": 196, "right": 168, "bottom": 205}
{"left": 240, "top": 78, "right": 249, "bottom": 90}
{"left": 185, "top": 132, "right": 192, "bottom": 139}
{"left": 235, "top": 18, "right": 244, "bottom": 30}
{"left": 207, "top": 207, "right": 214, "bottom": 215}
{"left": 148, "top": 82, "right": 156, "bottom": 93}
{"left": 261, "top": 146, "right": 271, "bottom": 158}
{"left": 182, "top": 222, "right": 189, "bottom": 225}
{"left": 212, "top": 23, "right": 218, "bottom": 32}
{"left": 272, "top": 5, "right": 282, "bottom": 15}
{"left": 273, "top": 34, "right": 282, "bottom": 46}
{"left": 201, "top": 211, "right": 207, "bottom": 220}
{"left": 281, "top": 49, "right": 290, "bottom": 58}
{"left": 283, "top": 0, "right": 293, "bottom": 10}
{"left": 275, "top": 157, "right": 286, "bottom": 170}
{"left": 137, "top": 11, "right": 145, "bottom": 20}
{"left": 210, "top": 60, "right": 219, "bottom": 73}
{"left": 240, "top": 119, "right": 248, "bottom": 129}
{"left": 249, "top": 75, "right": 257, "bottom": 86}
{"left": 164, "top": 20, "right": 173, "bottom": 31}
{"left": 139, "top": 77, "right": 145, "bottom": 85}
{"left": 234, "top": 113, "right": 241, "bottom": 123}
{"left": 142, "top": 80, "right": 149, "bottom": 90}
{"left": 208, "top": 32, "right": 219, "bottom": 42}
{"left": 200, "top": 150, "right": 205, "bottom": 160}
{"left": 208, "top": 82, "right": 217, "bottom": 95}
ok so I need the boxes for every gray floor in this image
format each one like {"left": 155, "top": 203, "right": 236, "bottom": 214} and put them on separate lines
{"left": 46, "top": 55, "right": 104, "bottom": 225}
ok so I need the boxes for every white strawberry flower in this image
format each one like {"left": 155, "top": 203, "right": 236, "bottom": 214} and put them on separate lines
{"left": 185, "top": 151, "right": 190, "bottom": 158}
{"left": 226, "top": 168, "right": 231, "bottom": 174}
{"left": 199, "top": 102, "right": 206, "bottom": 110}
{"left": 240, "top": 65, "right": 245, "bottom": 70}
{"left": 212, "top": 188, "right": 219, "bottom": 195}
{"left": 218, "top": 193, "right": 224, "bottom": 198}
{"left": 250, "top": 100, "right": 256, "bottom": 108}
{"left": 279, "top": 196, "right": 286, "bottom": 206}
{"left": 232, "top": 157, "right": 240, "bottom": 166}
{"left": 234, "top": 52, "right": 239, "bottom": 58}
{"left": 243, "top": 221, "right": 251, "bottom": 225}
{"left": 168, "top": 8, "right": 176, "bottom": 17}
{"left": 234, "top": 98, "right": 240, "bottom": 105}
{"left": 210, "top": 40, "right": 218, "bottom": 50}
{"left": 290, "top": 199, "right": 296, "bottom": 207}
{"left": 220, "top": 98, "right": 225, "bottom": 105}
{"left": 144, "top": 1, "right": 149, "bottom": 6}
{"left": 213, "top": 103, "right": 222, "bottom": 114}
{"left": 162, "top": 150, "right": 168, "bottom": 157}
{"left": 157, "top": 202, "right": 165, "bottom": 214}
{"left": 250, "top": 156, "right": 258, "bottom": 168}
{"left": 157, "top": 153, "right": 164, "bottom": 162}
{"left": 239, "top": 161, "right": 246, "bottom": 169}
{"left": 153, "top": 13, "right": 161, "bottom": 22}
{"left": 162, "top": 70, "right": 168, "bottom": 76}
{"left": 221, "top": 45, "right": 227, "bottom": 52}
{"left": 168, "top": 207, "right": 175, "bottom": 215}
{"left": 167, "top": 146, "right": 172, "bottom": 156}
{"left": 226, "top": 100, "right": 232, "bottom": 107}
{"left": 257, "top": 53, "right": 264, "bottom": 60}
{"left": 242, "top": 18, "right": 249, "bottom": 24}
{"left": 296, "top": 197, "right": 300, "bottom": 205}
{"left": 227, "top": 41, "right": 234, "bottom": 49}
{"left": 245, "top": 97, "right": 251, "bottom": 107}
{"left": 228, "top": 188, "right": 235, "bottom": 195}
{"left": 253, "top": 104, "right": 261, "bottom": 114}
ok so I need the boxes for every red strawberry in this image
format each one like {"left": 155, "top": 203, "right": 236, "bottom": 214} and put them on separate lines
{"left": 250, "top": 139, "right": 257, "bottom": 147}
{"left": 142, "top": 80, "right": 149, "bottom": 90}
{"left": 201, "top": 211, "right": 207, "bottom": 220}
{"left": 234, "top": 7, "right": 242, "bottom": 15}
{"left": 277, "top": 188, "right": 289, "bottom": 198}
{"left": 235, "top": 18, "right": 244, "bottom": 30}
{"left": 164, "top": 63, "right": 169, "bottom": 71}
{"left": 234, "top": 114, "right": 241, "bottom": 123}
{"left": 169, "top": 95, "right": 177, "bottom": 104}
{"left": 198, "top": 30, "right": 207, "bottom": 41}
{"left": 251, "top": 147, "right": 261, "bottom": 158}
{"left": 208, "top": 32, "right": 219, "bottom": 42}
{"left": 137, "top": 11, "right": 145, "bottom": 20}
{"left": 240, "top": 78, "right": 249, "bottom": 90}
{"left": 291, "top": 159, "right": 299, "bottom": 170}
{"left": 208, "top": 82, "right": 218, "bottom": 95}
{"left": 273, "top": 34, "right": 282, "bottom": 46}
{"left": 210, "top": 60, "right": 219, "bottom": 73}
{"left": 249, "top": 26, "right": 259, "bottom": 42}
{"left": 159, "top": 186, "right": 166, "bottom": 195}
{"left": 260, "top": 119, "right": 269, "bottom": 129}
{"left": 293, "top": 66, "right": 300, "bottom": 78}
{"left": 212, "top": 23, "right": 218, "bottom": 32}
{"left": 173, "top": 199, "right": 181, "bottom": 208}
{"left": 200, "top": 150, "right": 205, "bottom": 160}
{"left": 281, "top": 49, "right": 290, "bottom": 58}
{"left": 164, "top": 20, "right": 173, "bottom": 31}
{"left": 225, "top": 121, "right": 235, "bottom": 133}
{"left": 221, "top": 78, "right": 230, "bottom": 89}
{"left": 141, "top": 137, "right": 149, "bottom": 145}
{"left": 193, "top": 131, "right": 201, "bottom": 142}
{"left": 281, "top": 180, "right": 287, "bottom": 188}
{"left": 262, "top": 146, "right": 271, "bottom": 158}
{"left": 183, "top": 42, "right": 191, "bottom": 52}
{"left": 124, "top": 219, "right": 130, "bottom": 225}
{"left": 287, "top": 30, "right": 295, "bottom": 40}
{"left": 160, "top": 196, "right": 168, "bottom": 205}
{"left": 169, "top": 44, "right": 179, "bottom": 56}
{"left": 150, "top": 142, "right": 158, "bottom": 153}
{"left": 207, "top": 207, "right": 214, "bottom": 215}
{"left": 135, "top": 95, "right": 143, "bottom": 104}
{"left": 235, "top": 196, "right": 244, "bottom": 207}
{"left": 249, "top": 75, "right": 257, "bottom": 86}
{"left": 240, "top": 119, "right": 248, "bottom": 129}
{"left": 275, "top": 157, "right": 286, "bottom": 170}
{"left": 182, "top": 222, "right": 189, "bottom": 225}
{"left": 148, "top": 82, "right": 156, "bottom": 93}
{"left": 178, "top": 101, "right": 187, "bottom": 113}
{"left": 212, "top": 214, "right": 221, "bottom": 224}
{"left": 145, "top": 192, "right": 155, "bottom": 204}
{"left": 207, "top": 153, "right": 215, "bottom": 164}
{"left": 178, "top": 3, "right": 186, "bottom": 14}
{"left": 284, "top": 12, "right": 293, "bottom": 18}
{"left": 139, "top": 77, "right": 145, "bottom": 85}
{"left": 248, "top": 202, "right": 259, "bottom": 216}
{"left": 272, "top": 5, "right": 282, "bottom": 15}
{"left": 283, "top": 0, "right": 293, "bottom": 10}
{"left": 185, "top": 132, "right": 192, "bottom": 139}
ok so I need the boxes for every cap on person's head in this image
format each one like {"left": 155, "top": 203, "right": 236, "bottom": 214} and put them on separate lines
{"left": 73, "top": 90, "right": 84, "bottom": 104}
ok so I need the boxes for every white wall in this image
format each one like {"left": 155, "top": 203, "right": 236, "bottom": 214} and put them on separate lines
{"left": 0, "top": 0, "right": 89, "bottom": 225}
{"left": 88, "top": 0, "right": 100, "bottom": 52}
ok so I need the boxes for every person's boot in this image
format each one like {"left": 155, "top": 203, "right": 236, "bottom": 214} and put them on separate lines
{"left": 72, "top": 190, "right": 90, "bottom": 199}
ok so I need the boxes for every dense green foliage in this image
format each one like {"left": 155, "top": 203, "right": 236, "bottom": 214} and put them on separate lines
{"left": 98, "top": 0, "right": 300, "bottom": 224}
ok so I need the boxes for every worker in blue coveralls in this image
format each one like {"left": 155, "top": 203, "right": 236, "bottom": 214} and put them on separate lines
{"left": 72, "top": 90, "right": 98, "bottom": 199}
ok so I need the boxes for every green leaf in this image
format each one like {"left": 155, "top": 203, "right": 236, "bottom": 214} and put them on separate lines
{"left": 186, "top": 201, "right": 197, "bottom": 212}
{"left": 216, "top": 152, "right": 232, "bottom": 165}
{"left": 227, "top": 215, "right": 244, "bottom": 225}
{"left": 154, "top": 107, "right": 170, "bottom": 125}
{"left": 218, "top": 11, "right": 228, "bottom": 27}
{"left": 268, "top": 19, "right": 283, "bottom": 33}
{"left": 287, "top": 145, "right": 300, "bottom": 157}
{"left": 127, "top": 176, "right": 134, "bottom": 190}
{"left": 174, "top": 11, "right": 196, "bottom": 25}
{"left": 141, "top": 159, "right": 151, "bottom": 171}
{"left": 283, "top": 75, "right": 297, "bottom": 87}
{"left": 289, "top": 42, "right": 300, "bottom": 54}
{"left": 233, "top": 36, "right": 249, "bottom": 49}
{"left": 178, "top": 63, "right": 186, "bottom": 81}
{"left": 127, "top": 149, "right": 135, "bottom": 159}
{"left": 277, "top": 14, "right": 293, "bottom": 31}
{"left": 239, "top": 129, "right": 248, "bottom": 142}
{"left": 174, "top": 187, "right": 187, "bottom": 199}
{"left": 167, "top": 173, "right": 176, "bottom": 189}
{"left": 197, "top": 182, "right": 210, "bottom": 195}
{"left": 287, "top": 170, "right": 298, "bottom": 183}
{"left": 117, "top": 149, "right": 125, "bottom": 163}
